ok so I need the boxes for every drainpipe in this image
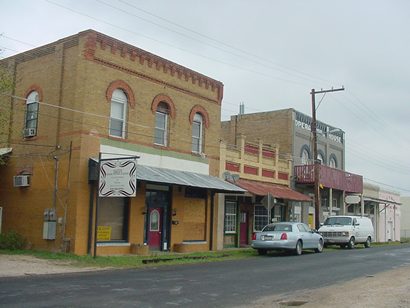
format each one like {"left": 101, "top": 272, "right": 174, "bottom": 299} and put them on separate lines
{"left": 209, "top": 191, "right": 215, "bottom": 251}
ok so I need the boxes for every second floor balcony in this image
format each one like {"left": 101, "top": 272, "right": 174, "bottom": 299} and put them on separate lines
{"left": 294, "top": 164, "right": 363, "bottom": 193}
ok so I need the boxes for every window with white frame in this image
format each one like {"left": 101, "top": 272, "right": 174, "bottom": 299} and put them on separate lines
{"left": 301, "top": 148, "right": 310, "bottom": 165}
{"left": 25, "top": 91, "right": 39, "bottom": 134}
{"left": 329, "top": 156, "right": 337, "bottom": 168}
{"left": 154, "top": 102, "right": 169, "bottom": 146}
{"left": 224, "top": 201, "right": 237, "bottom": 233}
{"left": 317, "top": 153, "right": 324, "bottom": 164}
{"left": 254, "top": 204, "right": 268, "bottom": 231}
{"left": 192, "top": 113, "right": 203, "bottom": 153}
{"left": 109, "top": 89, "right": 127, "bottom": 138}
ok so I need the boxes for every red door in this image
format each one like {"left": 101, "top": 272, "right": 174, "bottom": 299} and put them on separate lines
{"left": 148, "top": 208, "right": 162, "bottom": 250}
{"left": 239, "top": 212, "right": 248, "bottom": 246}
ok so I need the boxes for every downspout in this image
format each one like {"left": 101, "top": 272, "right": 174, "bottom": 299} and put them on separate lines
{"left": 209, "top": 191, "right": 215, "bottom": 251}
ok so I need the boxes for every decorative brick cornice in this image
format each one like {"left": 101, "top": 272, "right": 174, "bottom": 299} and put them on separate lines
{"left": 24, "top": 84, "right": 44, "bottom": 102}
{"left": 80, "top": 30, "right": 223, "bottom": 104}
{"left": 151, "top": 94, "right": 176, "bottom": 119}
{"left": 106, "top": 80, "right": 136, "bottom": 108}
{"left": 189, "top": 105, "right": 210, "bottom": 129}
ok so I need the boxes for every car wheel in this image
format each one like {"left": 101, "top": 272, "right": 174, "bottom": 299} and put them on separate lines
{"left": 295, "top": 240, "right": 303, "bottom": 255}
{"left": 315, "top": 239, "right": 324, "bottom": 253}
{"left": 348, "top": 237, "right": 355, "bottom": 249}
{"left": 257, "top": 249, "right": 267, "bottom": 255}
{"left": 364, "top": 237, "right": 371, "bottom": 248}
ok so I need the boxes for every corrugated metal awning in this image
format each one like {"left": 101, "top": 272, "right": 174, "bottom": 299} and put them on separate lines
{"left": 363, "top": 196, "right": 401, "bottom": 205}
{"left": 0, "top": 148, "right": 12, "bottom": 156}
{"left": 136, "top": 165, "right": 245, "bottom": 193}
{"left": 233, "top": 178, "right": 312, "bottom": 202}
{"left": 89, "top": 158, "right": 245, "bottom": 193}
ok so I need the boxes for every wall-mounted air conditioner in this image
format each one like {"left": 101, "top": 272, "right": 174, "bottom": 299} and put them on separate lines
{"left": 13, "top": 175, "right": 30, "bottom": 187}
{"left": 23, "top": 128, "right": 36, "bottom": 138}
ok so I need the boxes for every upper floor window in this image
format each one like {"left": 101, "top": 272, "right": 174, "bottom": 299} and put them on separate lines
{"left": 192, "top": 113, "right": 203, "bottom": 153}
{"left": 25, "top": 91, "right": 39, "bottom": 136}
{"left": 329, "top": 156, "right": 337, "bottom": 168}
{"left": 301, "top": 148, "right": 310, "bottom": 165}
{"left": 317, "top": 153, "right": 324, "bottom": 164}
{"left": 109, "top": 89, "right": 127, "bottom": 138}
{"left": 154, "top": 102, "right": 169, "bottom": 146}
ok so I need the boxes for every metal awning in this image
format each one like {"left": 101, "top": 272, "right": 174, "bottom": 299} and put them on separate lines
{"left": 363, "top": 196, "right": 401, "bottom": 205}
{"left": 136, "top": 165, "right": 245, "bottom": 193}
{"left": 0, "top": 148, "right": 12, "bottom": 156}
{"left": 233, "top": 178, "right": 312, "bottom": 202}
{"left": 89, "top": 158, "right": 245, "bottom": 193}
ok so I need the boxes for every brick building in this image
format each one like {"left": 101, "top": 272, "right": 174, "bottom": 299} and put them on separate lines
{"left": 221, "top": 109, "right": 363, "bottom": 227}
{"left": 0, "top": 30, "right": 243, "bottom": 255}
{"left": 217, "top": 135, "right": 311, "bottom": 248}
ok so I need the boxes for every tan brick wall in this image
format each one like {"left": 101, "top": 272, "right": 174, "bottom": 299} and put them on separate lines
{"left": 0, "top": 30, "right": 222, "bottom": 255}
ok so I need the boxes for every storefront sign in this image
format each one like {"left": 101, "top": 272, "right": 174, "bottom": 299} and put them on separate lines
{"left": 99, "top": 158, "right": 138, "bottom": 197}
{"left": 97, "top": 226, "right": 112, "bottom": 241}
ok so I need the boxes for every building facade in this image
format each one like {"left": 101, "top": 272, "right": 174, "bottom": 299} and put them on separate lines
{"left": 217, "top": 134, "right": 311, "bottom": 249}
{"left": 221, "top": 109, "right": 363, "bottom": 228}
{"left": 0, "top": 30, "right": 242, "bottom": 255}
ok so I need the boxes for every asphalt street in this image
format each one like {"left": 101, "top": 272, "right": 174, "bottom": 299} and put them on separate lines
{"left": 1, "top": 244, "right": 410, "bottom": 307}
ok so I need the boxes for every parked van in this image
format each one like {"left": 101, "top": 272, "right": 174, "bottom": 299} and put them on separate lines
{"left": 318, "top": 216, "right": 374, "bottom": 249}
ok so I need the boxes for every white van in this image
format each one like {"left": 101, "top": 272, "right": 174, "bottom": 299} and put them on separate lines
{"left": 318, "top": 216, "right": 374, "bottom": 249}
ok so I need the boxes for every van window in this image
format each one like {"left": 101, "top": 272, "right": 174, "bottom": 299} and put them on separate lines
{"left": 323, "top": 217, "right": 352, "bottom": 226}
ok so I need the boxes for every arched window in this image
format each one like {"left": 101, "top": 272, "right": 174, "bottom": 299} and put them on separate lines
{"left": 301, "top": 147, "right": 310, "bottom": 165}
{"left": 109, "top": 89, "right": 127, "bottom": 138}
{"left": 150, "top": 210, "right": 160, "bottom": 231}
{"left": 317, "top": 153, "right": 324, "bottom": 165}
{"left": 25, "top": 91, "right": 39, "bottom": 136}
{"left": 154, "top": 102, "right": 169, "bottom": 146}
{"left": 192, "top": 113, "right": 203, "bottom": 153}
{"left": 329, "top": 155, "right": 337, "bottom": 168}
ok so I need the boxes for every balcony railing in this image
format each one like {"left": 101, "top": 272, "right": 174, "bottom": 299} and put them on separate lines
{"left": 294, "top": 164, "right": 363, "bottom": 193}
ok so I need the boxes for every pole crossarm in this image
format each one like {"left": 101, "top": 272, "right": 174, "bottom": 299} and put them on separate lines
{"left": 310, "top": 87, "right": 345, "bottom": 95}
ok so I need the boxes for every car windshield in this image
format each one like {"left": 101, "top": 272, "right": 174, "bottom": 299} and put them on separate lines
{"left": 262, "top": 224, "right": 292, "bottom": 232}
{"left": 324, "top": 217, "right": 352, "bottom": 226}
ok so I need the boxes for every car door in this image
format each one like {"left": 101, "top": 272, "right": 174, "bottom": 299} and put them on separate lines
{"left": 297, "top": 224, "right": 313, "bottom": 248}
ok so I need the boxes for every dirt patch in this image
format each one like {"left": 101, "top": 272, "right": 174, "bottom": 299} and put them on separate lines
{"left": 0, "top": 255, "right": 100, "bottom": 277}
{"left": 246, "top": 265, "right": 410, "bottom": 308}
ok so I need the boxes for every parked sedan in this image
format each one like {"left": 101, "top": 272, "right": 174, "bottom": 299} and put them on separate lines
{"left": 251, "top": 222, "right": 324, "bottom": 255}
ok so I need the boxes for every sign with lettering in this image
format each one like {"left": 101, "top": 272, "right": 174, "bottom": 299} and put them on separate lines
{"left": 97, "top": 226, "right": 112, "bottom": 241}
{"left": 98, "top": 158, "right": 138, "bottom": 197}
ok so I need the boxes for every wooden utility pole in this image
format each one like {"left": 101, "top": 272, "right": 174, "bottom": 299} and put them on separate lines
{"left": 311, "top": 87, "right": 344, "bottom": 229}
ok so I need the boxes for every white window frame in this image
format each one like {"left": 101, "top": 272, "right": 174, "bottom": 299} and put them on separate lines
{"left": 109, "top": 89, "right": 127, "bottom": 138}
{"left": 301, "top": 148, "right": 310, "bottom": 165}
{"left": 154, "top": 108, "right": 168, "bottom": 146}
{"left": 192, "top": 113, "right": 203, "bottom": 153}
{"left": 224, "top": 201, "right": 237, "bottom": 233}
{"left": 254, "top": 204, "right": 269, "bottom": 232}
{"left": 25, "top": 91, "right": 39, "bottom": 132}
{"left": 329, "top": 157, "right": 337, "bottom": 168}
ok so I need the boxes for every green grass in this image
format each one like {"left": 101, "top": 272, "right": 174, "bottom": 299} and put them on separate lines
{"left": 0, "top": 248, "right": 257, "bottom": 269}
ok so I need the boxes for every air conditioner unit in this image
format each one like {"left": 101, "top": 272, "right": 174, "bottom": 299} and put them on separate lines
{"left": 23, "top": 128, "right": 36, "bottom": 138}
{"left": 13, "top": 175, "right": 30, "bottom": 187}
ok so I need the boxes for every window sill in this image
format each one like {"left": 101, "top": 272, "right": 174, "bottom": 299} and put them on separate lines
{"left": 96, "top": 242, "right": 130, "bottom": 247}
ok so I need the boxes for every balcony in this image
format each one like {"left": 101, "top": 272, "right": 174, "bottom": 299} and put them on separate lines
{"left": 294, "top": 164, "right": 363, "bottom": 193}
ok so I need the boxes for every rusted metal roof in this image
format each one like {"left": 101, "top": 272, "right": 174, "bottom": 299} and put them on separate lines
{"left": 234, "top": 178, "right": 311, "bottom": 202}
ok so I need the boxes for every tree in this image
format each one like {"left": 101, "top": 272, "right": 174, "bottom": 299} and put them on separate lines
{"left": 0, "top": 65, "right": 13, "bottom": 165}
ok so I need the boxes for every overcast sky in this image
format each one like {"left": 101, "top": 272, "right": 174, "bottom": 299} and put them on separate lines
{"left": 1, "top": 0, "right": 409, "bottom": 196}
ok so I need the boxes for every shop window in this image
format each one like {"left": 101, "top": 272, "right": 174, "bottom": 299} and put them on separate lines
{"left": 109, "top": 89, "right": 127, "bottom": 138}
{"left": 98, "top": 197, "right": 129, "bottom": 241}
{"left": 254, "top": 204, "right": 268, "bottom": 231}
{"left": 224, "top": 201, "right": 237, "bottom": 233}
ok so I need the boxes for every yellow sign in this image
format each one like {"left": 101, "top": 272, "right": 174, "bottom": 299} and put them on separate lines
{"left": 97, "top": 226, "right": 112, "bottom": 241}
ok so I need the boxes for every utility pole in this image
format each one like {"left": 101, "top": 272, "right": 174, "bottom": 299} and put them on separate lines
{"left": 311, "top": 87, "right": 344, "bottom": 229}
